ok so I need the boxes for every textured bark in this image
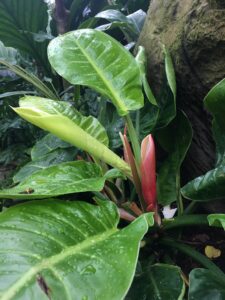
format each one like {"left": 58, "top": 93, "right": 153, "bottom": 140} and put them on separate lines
{"left": 138, "top": 0, "right": 225, "bottom": 181}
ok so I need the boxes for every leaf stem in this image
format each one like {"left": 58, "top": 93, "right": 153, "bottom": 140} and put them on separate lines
{"left": 125, "top": 114, "right": 141, "bottom": 169}
{"left": 159, "top": 238, "right": 225, "bottom": 279}
{"left": 176, "top": 171, "right": 183, "bottom": 215}
{"left": 162, "top": 215, "right": 209, "bottom": 230}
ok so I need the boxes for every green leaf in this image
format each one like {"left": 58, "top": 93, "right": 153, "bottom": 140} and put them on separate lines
{"left": 157, "top": 111, "right": 192, "bottom": 205}
{"left": 135, "top": 46, "right": 157, "bottom": 105}
{"left": 0, "top": 0, "right": 51, "bottom": 75}
{"left": 208, "top": 214, "right": 225, "bottom": 230}
{"left": 31, "top": 133, "right": 74, "bottom": 160}
{"left": 13, "top": 96, "right": 131, "bottom": 176}
{"left": 126, "top": 263, "right": 185, "bottom": 300}
{"left": 0, "top": 61, "right": 58, "bottom": 100}
{"left": 0, "top": 200, "right": 153, "bottom": 299}
{"left": 189, "top": 269, "right": 225, "bottom": 300}
{"left": 95, "top": 9, "right": 146, "bottom": 41}
{"left": 13, "top": 148, "right": 77, "bottom": 183}
{"left": 48, "top": 29, "right": 144, "bottom": 116}
{"left": 181, "top": 79, "right": 225, "bottom": 201}
{"left": 0, "top": 161, "right": 104, "bottom": 199}
{"left": 104, "top": 168, "right": 126, "bottom": 180}
{"left": 0, "top": 41, "right": 18, "bottom": 65}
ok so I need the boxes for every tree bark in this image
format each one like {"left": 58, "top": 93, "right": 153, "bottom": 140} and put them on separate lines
{"left": 138, "top": 0, "right": 225, "bottom": 181}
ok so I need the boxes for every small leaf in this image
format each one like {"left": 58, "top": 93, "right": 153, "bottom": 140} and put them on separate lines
{"left": 208, "top": 214, "right": 225, "bottom": 230}
{"left": 126, "top": 263, "right": 185, "bottom": 300}
{"left": 189, "top": 268, "right": 225, "bottom": 300}
{"left": 0, "top": 161, "right": 104, "bottom": 199}
{"left": 135, "top": 46, "right": 157, "bottom": 106}
{"left": 48, "top": 29, "right": 144, "bottom": 116}
{"left": 0, "top": 200, "right": 153, "bottom": 299}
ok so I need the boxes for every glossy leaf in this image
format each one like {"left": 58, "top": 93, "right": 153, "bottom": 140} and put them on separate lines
{"left": 208, "top": 214, "right": 225, "bottom": 230}
{"left": 126, "top": 263, "right": 185, "bottom": 300}
{"left": 48, "top": 29, "right": 144, "bottom": 116}
{"left": 157, "top": 111, "right": 192, "bottom": 205}
{"left": 13, "top": 148, "right": 77, "bottom": 183}
{"left": 189, "top": 269, "right": 225, "bottom": 300}
{"left": 0, "top": 0, "right": 51, "bottom": 75}
{"left": 13, "top": 96, "right": 131, "bottom": 176}
{"left": 181, "top": 79, "right": 225, "bottom": 201}
{"left": 0, "top": 199, "right": 153, "bottom": 299}
{"left": 31, "top": 133, "right": 73, "bottom": 160}
{"left": 0, "top": 161, "right": 104, "bottom": 199}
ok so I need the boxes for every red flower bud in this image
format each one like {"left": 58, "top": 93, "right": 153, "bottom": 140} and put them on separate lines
{"left": 141, "top": 134, "right": 157, "bottom": 212}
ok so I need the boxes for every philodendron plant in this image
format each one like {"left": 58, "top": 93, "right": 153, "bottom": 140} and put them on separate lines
{"left": 0, "top": 29, "right": 225, "bottom": 299}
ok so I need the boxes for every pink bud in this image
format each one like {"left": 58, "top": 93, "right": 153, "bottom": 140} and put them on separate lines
{"left": 141, "top": 134, "right": 157, "bottom": 212}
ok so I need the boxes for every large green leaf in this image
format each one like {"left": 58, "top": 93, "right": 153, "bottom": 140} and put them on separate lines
{"left": 181, "top": 79, "right": 225, "bottom": 201}
{"left": 13, "top": 96, "right": 131, "bottom": 176}
{"left": 0, "top": 0, "right": 51, "bottom": 75}
{"left": 157, "top": 111, "right": 192, "bottom": 205}
{"left": 0, "top": 199, "right": 153, "bottom": 299}
{"left": 189, "top": 269, "right": 225, "bottom": 300}
{"left": 0, "top": 161, "right": 104, "bottom": 199}
{"left": 13, "top": 148, "right": 77, "bottom": 183}
{"left": 48, "top": 29, "right": 144, "bottom": 116}
{"left": 126, "top": 263, "right": 185, "bottom": 300}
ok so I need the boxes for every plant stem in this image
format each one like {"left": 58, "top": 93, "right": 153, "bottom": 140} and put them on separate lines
{"left": 163, "top": 215, "right": 209, "bottom": 230}
{"left": 159, "top": 238, "right": 225, "bottom": 279}
{"left": 184, "top": 201, "right": 198, "bottom": 214}
{"left": 125, "top": 114, "right": 141, "bottom": 168}
{"left": 176, "top": 171, "right": 183, "bottom": 215}
{"left": 135, "top": 110, "right": 140, "bottom": 142}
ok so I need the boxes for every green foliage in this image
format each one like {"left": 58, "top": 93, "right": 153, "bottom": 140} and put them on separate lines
{"left": 157, "top": 111, "right": 192, "bottom": 206}
{"left": 0, "top": 161, "right": 105, "bottom": 199}
{"left": 0, "top": 4, "right": 225, "bottom": 297}
{"left": 48, "top": 29, "right": 144, "bottom": 116}
{"left": 127, "top": 264, "right": 185, "bottom": 300}
{"left": 0, "top": 199, "right": 153, "bottom": 299}
{"left": 189, "top": 269, "right": 225, "bottom": 299}
{"left": 181, "top": 79, "right": 225, "bottom": 201}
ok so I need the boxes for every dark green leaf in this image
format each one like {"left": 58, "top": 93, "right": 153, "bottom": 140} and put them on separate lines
{"left": 126, "top": 263, "right": 185, "bottom": 300}
{"left": 157, "top": 111, "right": 192, "bottom": 205}
{"left": 48, "top": 29, "right": 144, "bottom": 116}
{"left": 13, "top": 148, "right": 77, "bottom": 183}
{"left": 31, "top": 133, "right": 74, "bottom": 160}
{"left": 104, "top": 168, "right": 126, "bottom": 180}
{"left": 189, "top": 269, "right": 225, "bottom": 300}
{"left": 181, "top": 79, "right": 225, "bottom": 201}
{"left": 0, "top": 161, "right": 104, "bottom": 199}
{"left": 0, "top": 199, "right": 153, "bottom": 299}
{"left": 0, "top": 0, "right": 51, "bottom": 75}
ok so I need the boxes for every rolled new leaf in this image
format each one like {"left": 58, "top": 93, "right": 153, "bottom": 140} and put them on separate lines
{"left": 48, "top": 29, "right": 144, "bottom": 116}
{"left": 13, "top": 96, "right": 131, "bottom": 177}
{"left": 141, "top": 134, "right": 157, "bottom": 212}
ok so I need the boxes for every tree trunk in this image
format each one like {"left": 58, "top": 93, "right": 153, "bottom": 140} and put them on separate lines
{"left": 138, "top": 0, "right": 225, "bottom": 181}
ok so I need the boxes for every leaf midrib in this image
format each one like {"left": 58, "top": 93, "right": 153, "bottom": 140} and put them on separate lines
{"left": 1, "top": 227, "right": 118, "bottom": 300}
{"left": 75, "top": 35, "right": 128, "bottom": 115}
